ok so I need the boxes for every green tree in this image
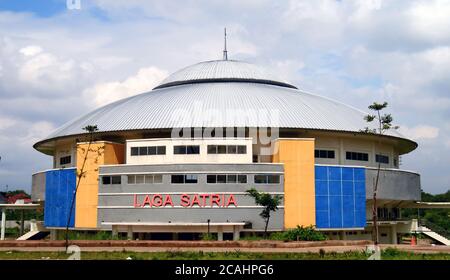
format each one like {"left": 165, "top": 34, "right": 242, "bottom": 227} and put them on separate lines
{"left": 65, "top": 125, "right": 99, "bottom": 251}
{"left": 246, "top": 188, "right": 283, "bottom": 238}
{"left": 362, "top": 102, "right": 398, "bottom": 245}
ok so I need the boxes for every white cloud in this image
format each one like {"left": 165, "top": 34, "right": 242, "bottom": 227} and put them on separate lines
{"left": 399, "top": 125, "right": 440, "bottom": 140}
{"left": 407, "top": 0, "right": 450, "bottom": 42}
{"left": 19, "top": 45, "right": 42, "bottom": 56}
{"left": 83, "top": 67, "right": 168, "bottom": 107}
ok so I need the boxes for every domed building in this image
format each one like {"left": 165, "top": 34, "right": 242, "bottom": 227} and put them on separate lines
{"left": 31, "top": 55, "right": 422, "bottom": 243}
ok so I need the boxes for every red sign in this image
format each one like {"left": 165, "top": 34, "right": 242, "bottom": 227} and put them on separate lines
{"left": 133, "top": 193, "right": 237, "bottom": 208}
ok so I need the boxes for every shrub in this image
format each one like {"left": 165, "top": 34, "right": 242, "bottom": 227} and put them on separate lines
{"left": 270, "top": 226, "right": 327, "bottom": 241}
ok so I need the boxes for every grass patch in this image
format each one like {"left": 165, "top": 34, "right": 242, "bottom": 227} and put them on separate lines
{"left": 0, "top": 249, "right": 449, "bottom": 260}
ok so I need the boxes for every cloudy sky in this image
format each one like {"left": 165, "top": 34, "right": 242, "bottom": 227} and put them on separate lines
{"left": 0, "top": 0, "right": 449, "bottom": 194}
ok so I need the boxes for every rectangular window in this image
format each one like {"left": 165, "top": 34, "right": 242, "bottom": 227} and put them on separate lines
{"left": 127, "top": 175, "right": 135, "bottom": 184}
{"left": 227, "top": 145, "right": 237, "bottom": 154}
{"left": 135, "top": 175, "right": 145, "bottom": 184}
{"left": 185, "top": 174, "right": 198, "bottom": 183}
{"left": 346, "top": 151, "right": 369, "bottom": 161}
{"left": 376, "top": 154, "right": 389, "bottom": 164}
{"left": 227, "top": 174, "right": 237, "bottom": 183}
{"left": 315, "top": 149, "right": 335, "bottom": 159}
{"left": 171, "top": 175, "right": 185, "bottom": 184}
{"left": 145, "top": 175, "right": 153, "bottom": 184}
{"left": 59, "top": 155, "right": 71, "bottom": 165}
{"left": 130, "top": 147, "right": 139, "bottom": 156}
{"left": 238, "top": 175, "right": 247, "bottom": 184}
{"left": 156, "top": 146, "right": 166, "bottom": 155}
{"left": 254, "top": 175, "right": 280, "bottom": 184}
{"left": 153, "top": 174, "right": 163, "bottom": 184}
{"left": 174, "top": 145, "right": 199, "bottom": 154}
{"left": 138, "top": 147, "right": 148, "bottom": 156}
{"left": 186, "top": 145, "right": 200, "bottom": 154}
{"left": 207, "top": 175, "right": 216, "bottom": 183}
{"left": 111, "top": 176, "right": 121, "bottom": 185}
{"left": 237, "top": 145, "right": 247, "bottom": 154}
{"left": 207, "top": 145, "right": 217, "bottom": 154}
{"left": 217, "top": 145, "right": 227, "bottom": 154}
{"left": 148, "top": 146, "right": 156, "bottom": 155}
{"left": 217, "top": 174, "right": 227, "bottom": 183}
{"left": 102, "top": 176, "right": 111, "bottom": 185}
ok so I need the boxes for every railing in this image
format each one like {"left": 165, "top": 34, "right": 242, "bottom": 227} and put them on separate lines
{"left": 419, "top": 219, "right": 450, "bottom": 239}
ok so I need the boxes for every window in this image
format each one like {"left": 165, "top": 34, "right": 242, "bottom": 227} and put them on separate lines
{"left": 59, "top": 155, "right": 71, "bottom": 165}
{"left": 174, "top": 145, "right": 200, "bottom": 155}
{"left": 206, "top": 174, "right": 248, "bottom": 184}
{"left": 376, "top": 154, "right": 389, "bottom": 164}
{"left": 207, "top": 175, "right": 216, "bottom": 183}
{"left": 237, "top": 145, "right": 247, "bottom": 154}
{"left": 314, "top": 149, "right": 335, "bottom": 159}
{"left": 207, "top": 145, "right": 247, "bottom": 154}
{"left": 217, "top": 145, "right": 227, "bottom": 154}
{"left": 238, "top": 175, "right": 247, "bottom": 184}
{"left": 131, "top": 146, "right": 166, "bottom": 156}
{"left": 102, "top": 176, "right": 121, "bottom": 185}
{"left": 207, "top": 145, "right": 217, "bottom": 154}
{"left": 254, "top": 174, "right": 281, "bottom": 184}
{"left": 128, "top": 174, "right": 163, "bottom": 184}
{"left": 346, "top": 151, "right": 369, "bottom": 161}
{"left": 227, "top": 145, "right": 237, "bottom": 154}
{"left": 171, "top": 174, "right": 198, "bottom": 184}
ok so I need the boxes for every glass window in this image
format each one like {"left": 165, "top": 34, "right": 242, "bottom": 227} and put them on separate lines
{"left": 145, "top": 175, "right": 153, "bottom": 184}
{"left": 376, "top": 154, "right": 389, "bottom": 164}
{"left": 187, "top": 145, "right": 200, "bottom": 154}
{"left": 319, "top": 150, "right": 327, "bottom": 158}
{"left": 238, "top": 175, "right": 247, "bottom": 184}
{"left": 59, "top": 155, "right": 71, "bottom": 165}
{"left": 227, "top": 145, "right": 237, "bottom": 154}
{"left": 315, "top": 149, "right": 335, "bottom": 159}
{"left": 171, "top": 175, "right": 184, "bottom": 184}
{"left": 153, "top": 174, "right": 163, "bottom": 184}
{"left": 157, "top": 146, "right": 166, "bottom": 155}
{"left": 136, "top": 175, "right": 145, "bottom": 184}
{"left": 131, "top": 147, "right": 139, "bottom": 156}
{"left": 148, "top": 146, "right": 156, "bottom": 155}
{"left": 127, "top": 175, "right": 135, "bottom": 184}
{"left": 254, "top": 175, "right": 267, "bottom": 184}
{"left": 174, "top": 146, "right": 186, "bottom": 154}
{"left": 207, "top": 175, "right": 216, "bottom": 184}
{"left": 237, "top": 145, "right": 247, "bottom": 154}
{"left": 217, "top": 174, "right": 227, "bottom": 183}
{"left": 227, "top": 174, "right": 237, "bottom": 183}
{"left": 346, "top": 151, "right": 369, "bottom": 161}
{"left": 111, "top": 176, "right": 121, "bottom": 185}
{"left": 185, "top": 174, "right": 198, "bottom": 183}
{"left": 207, "top": 145, "right": 217, "bottom": 154}
{"left": 328, "top": 150, "right": 335, "bottom": 158}
{"left": 138, "top": 147, "right": 147, "bottom": 156}
{"left": 102, "top": 176, "right": 111, "bottom": 185}
{"left": 217, "top": 145, "right": 227, "bottom": 154}
{"left": 268, "top": 175, "right": 280, "bottom": 184}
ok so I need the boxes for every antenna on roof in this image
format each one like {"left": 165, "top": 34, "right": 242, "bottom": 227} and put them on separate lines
{"left": 223, "top": 27, "right": 228, "bottom": 60}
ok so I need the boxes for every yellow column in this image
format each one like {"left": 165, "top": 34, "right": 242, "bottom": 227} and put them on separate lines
{"left": 273, "top": 138, "right": 315, "bottom": 228}
{"left": 75, "top": 141, "right": 124, "bottom": 228}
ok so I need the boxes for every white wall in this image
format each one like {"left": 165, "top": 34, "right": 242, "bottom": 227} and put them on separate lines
{"left": 126, "top": 138, "right": 253, "bottom": 164}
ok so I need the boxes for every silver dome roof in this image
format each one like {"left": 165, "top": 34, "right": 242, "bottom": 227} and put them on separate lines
{"left": 35, "top": 59, "right": 415, "bottom": 152}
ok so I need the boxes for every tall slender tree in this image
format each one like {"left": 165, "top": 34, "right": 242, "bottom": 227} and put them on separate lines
{"left": 65, "top": 125, "right": 98, "bottom": 251}
{"left": 362, "top": 102, "right": 398, "bottom": 245}
{"left": 246, "top": 188, "right": 283, "bottom": 238}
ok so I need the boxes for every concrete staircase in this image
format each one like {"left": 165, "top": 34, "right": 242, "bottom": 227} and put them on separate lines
{"left": 16, "top": 221, "right": 49, "bottom": 240}
{"left": 417, "top": 226, "right": 450, "bottom": 246}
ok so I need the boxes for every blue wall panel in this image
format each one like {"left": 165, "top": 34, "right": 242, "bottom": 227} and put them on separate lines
{"left": 44, "top": 168, "right": 76, "bottom": 227}
{"left": 314, "top": 165, "right": 366, "bottom": 229}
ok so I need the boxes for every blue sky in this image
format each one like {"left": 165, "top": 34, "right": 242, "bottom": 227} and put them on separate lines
{"left": 0, "top": 0, "right": 449, "bottom": 194}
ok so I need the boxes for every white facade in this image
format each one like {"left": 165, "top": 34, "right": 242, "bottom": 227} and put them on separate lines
{"left": 126, "top": 138, "right": 253, "bottom": 165}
